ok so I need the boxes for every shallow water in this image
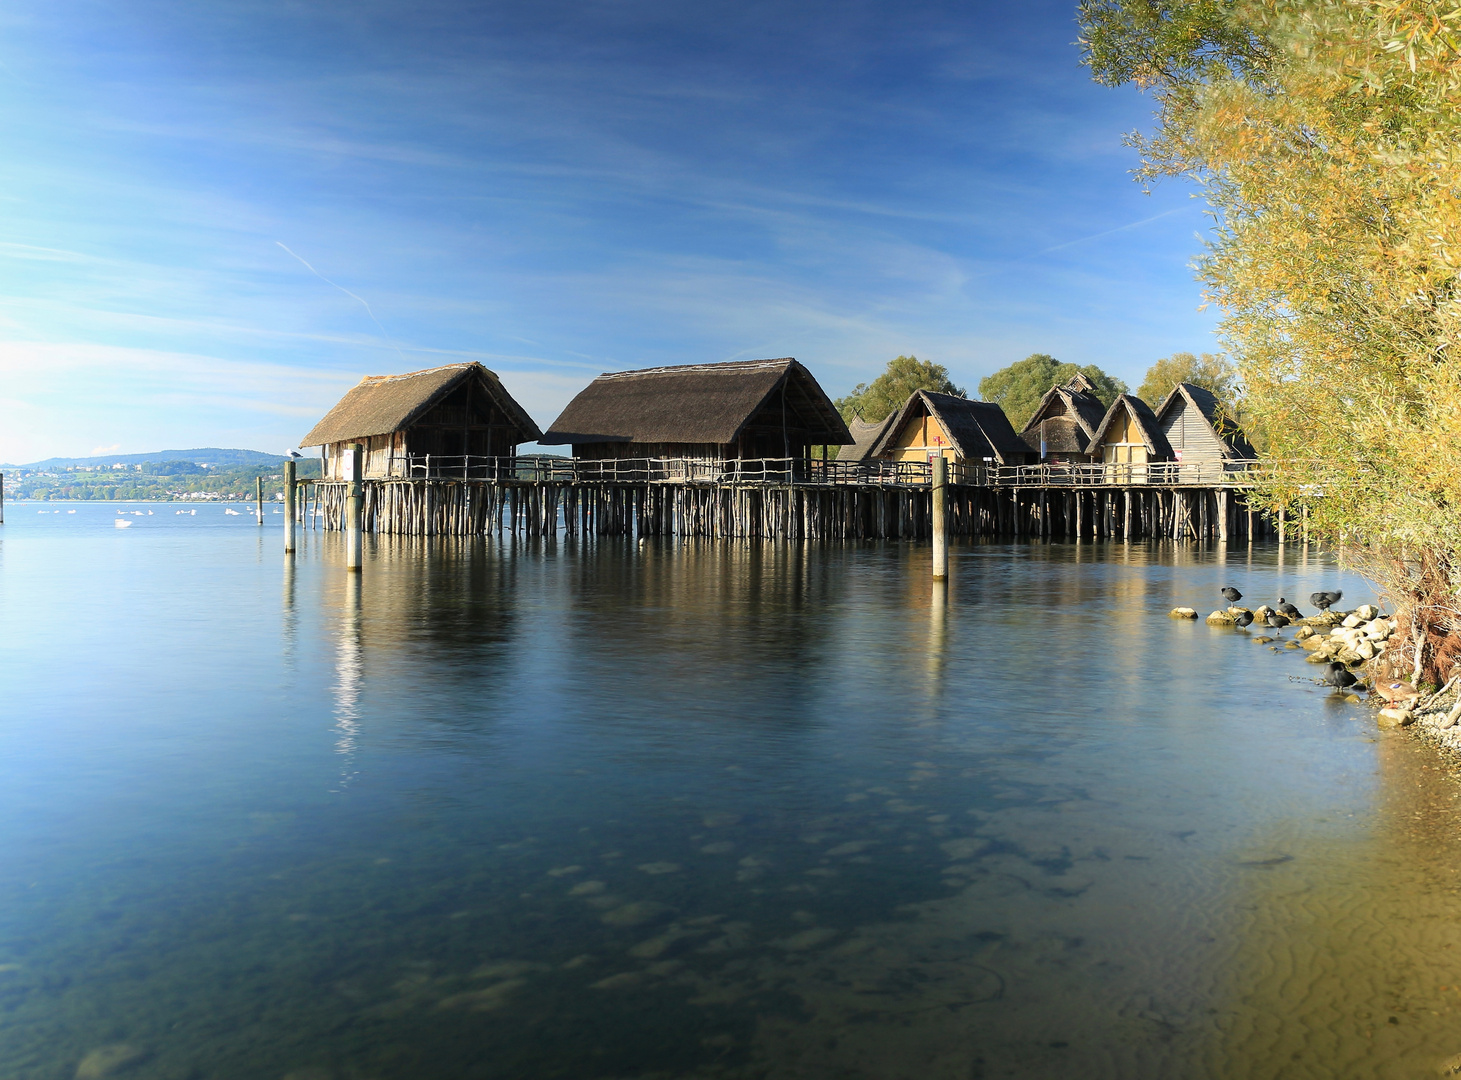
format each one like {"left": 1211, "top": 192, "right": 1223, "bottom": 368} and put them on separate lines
{"left": 3, "top": 503, "right": 1461, "bottom": 1080}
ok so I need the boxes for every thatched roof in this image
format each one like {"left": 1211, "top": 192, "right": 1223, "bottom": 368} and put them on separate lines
{"left": 1154, "top": 382, "right": 1256, "bottom": 459}
{"left": 540, "top": 358, "right": 851, "bottom": 447}
{"left": 871, "top": 391, "right": 1030, "bottom": 465}
{"left": 839, "top": 414, "right": 896, "bottom": 462}
{"left": 1020, "top": 377, "right": 1108, "bottom": 454}
{"left": 301, "top": 362, "right": 541, "bottom": 448}
{"left": 1092, "top": 394, "right": 1175, "bottom": 459}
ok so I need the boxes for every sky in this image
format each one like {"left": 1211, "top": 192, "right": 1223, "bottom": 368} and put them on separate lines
{"left": 0, "top": 0, "right": 1220, "bottom": 463}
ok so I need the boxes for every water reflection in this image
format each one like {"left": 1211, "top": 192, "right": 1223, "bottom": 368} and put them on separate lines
{"left": 3, "top": 526, "right": 1453, "bottom": 1080}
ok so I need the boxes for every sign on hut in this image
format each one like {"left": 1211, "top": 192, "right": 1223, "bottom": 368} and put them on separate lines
{"left": 540, "top": 358, "right": 851, "bottom": 464}
{"left": 1018, "top": 374, "right": 1108, "bottom": 463}
{"left": 857, "top": 390, "right": 1034, "bottom": 466}
{"left": 301, "top": 362, "right": 541, "bottom": 480}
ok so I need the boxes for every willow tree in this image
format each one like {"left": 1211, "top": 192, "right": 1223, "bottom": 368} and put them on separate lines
{"left": 1081, "top": 0, "right": 1461, "bottom": 684}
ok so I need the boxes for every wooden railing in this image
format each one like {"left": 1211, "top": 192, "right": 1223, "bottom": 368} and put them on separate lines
{"left": 352, "top": 454, "right": 1264, "bottom": 488}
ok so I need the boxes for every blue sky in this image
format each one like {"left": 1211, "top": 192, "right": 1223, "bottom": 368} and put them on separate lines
{"left": 0, "top": 0, "right": 1218, "bottom": 462}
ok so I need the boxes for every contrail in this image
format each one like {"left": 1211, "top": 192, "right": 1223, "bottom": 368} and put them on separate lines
{"left": 276, "top": 241, "right": 408, "bottom": 365}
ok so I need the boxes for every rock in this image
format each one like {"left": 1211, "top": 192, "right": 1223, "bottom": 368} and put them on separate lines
{"left": 1301, "top": 635, "right": 1326, "bottom": 650}
{"left": 1253, "top": 635, "right": 1275, "bottom": 644}
{"left": 1306, "top": 652, "right": 1332, "bottom": 664}
{"left": 1168, "top": 607, "right": 1198, "bottom": 619}
{"left": 1341, "top": 613, "right": 1364, "bottom": 628}
{"left": 1253, "top": 605, "right": 1275, "bottom": 620}
{"left": 1228, "top": 606, "right": 1253, "bottom": 618}
{"left": 75, "top": 1046, "right": 148, "bottom": 1080}
{"left": 1355, "top": 604, "right": 1379, "bottom": 621}
{"left": 1355, "top": 640, "right": 1377, "bottom": 660}
{"left": 1378, "top": 708, "right": 1408, "bottom": 727}
{"left": 1438, "top": 1050, "right": 1461, "bottom": 1076}
{"left": 1363, "top": 620, "right": 1391, "bottom": 641}
{"left": 1206, "top": 611, "right": 1234, "bottom": 625}
{"left": 601, "top": 901, "right": 674, "bottom": 927}
{"left": 1294, "top": 626, "right": 1315, "bottom": 641}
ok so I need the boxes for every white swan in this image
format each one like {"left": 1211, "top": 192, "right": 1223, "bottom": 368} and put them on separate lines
{"left": 114, "top": 519, "right": 132, "bottom": 529}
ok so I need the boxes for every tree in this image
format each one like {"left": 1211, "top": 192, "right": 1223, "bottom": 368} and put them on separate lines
{"left": 977, "top": 354, "right": 1127, "bottom": 430}
{"left": 1081, "top": 0, "right": 1461, "bottom": 684}
{"left": 1136, "top": 352, "right": 1235, "bottom": 409}
{"left": 835, "top": 356, "right": 965, "bottom": 424}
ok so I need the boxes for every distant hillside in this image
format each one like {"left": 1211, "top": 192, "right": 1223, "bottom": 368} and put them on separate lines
{"left": 3, "top": 448, "right": 290, "bottom": 470}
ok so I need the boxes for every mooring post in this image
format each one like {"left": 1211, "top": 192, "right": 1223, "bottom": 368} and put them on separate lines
{"left": 255, "top": 476, "right": 264, "bottom": 525}
{"left": 284, "top": 459, "right": 297, "bottom": 554}
{"left": 346, "top": 442, "right": 364, "bottom": 572}
{"left": 931, "top": 453, "right": 948, "bottom": 579}
{"left": 1218, "top": 488, "right": 1229, "bottom": 543}
{"left": 0, "top": 471, "right": 5, "bottom": 525}
{"left": 1278, "top": 505, "right": 1287, "bottom": 545}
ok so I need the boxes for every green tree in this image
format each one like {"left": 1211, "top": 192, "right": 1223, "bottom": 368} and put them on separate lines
{"left": 1136, "top": 352, "right": 1235, "bottom": 409}
{"left": 977, "top": 354, "right": 1126, "bottom": 430}
{"left": 1081, "top": 0, "right": 1461, "bottom": 682}
{"left": 835, "top": 355, "right": 965, "bottom": 424}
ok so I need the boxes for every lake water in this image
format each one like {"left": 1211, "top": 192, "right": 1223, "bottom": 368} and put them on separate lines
{"left": 3, "top": 503, "right": 1461, "bottom": 1080}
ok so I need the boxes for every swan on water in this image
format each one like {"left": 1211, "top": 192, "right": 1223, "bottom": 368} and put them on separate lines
{"left": 114, "top": 519, "right": 132, "bottom": 529}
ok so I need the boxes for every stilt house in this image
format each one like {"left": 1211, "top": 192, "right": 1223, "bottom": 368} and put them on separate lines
{"left": 1018, "top": 374, "right": 1108, "bottom": 463}
{"left": 865, "top": 391, "right": 1034, "bottom": 466}
{"left": 838, "top": 415, "right": 897, "bottom": 463}
{"left": 1154, "top": 382, "right": 1256, "bottom": 465}
{"left": 301, "top": 362, "right": 541, "bottom": 480}
{"left": 1090, "top": 393, "right": 1174, "bottom": 466}
{"left": 540, "top": 358, "right": 851, "bottom": 461}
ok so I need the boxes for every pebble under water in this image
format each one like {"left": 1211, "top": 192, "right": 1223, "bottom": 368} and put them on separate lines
{"left": 3, "top": 504, "right": 1461, "bottom": 1080}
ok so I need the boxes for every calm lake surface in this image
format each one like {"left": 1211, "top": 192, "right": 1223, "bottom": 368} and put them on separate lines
{"left": 4, "top": 503, "right": 1461, "bottom": 1080}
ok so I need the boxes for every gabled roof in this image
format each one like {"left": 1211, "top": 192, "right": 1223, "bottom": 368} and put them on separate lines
{"left": 540, "top": 358, "right": 851, "bottom": 447}
{"left": 871, "top": 391, "right": 1031, "bottom": 465}
{"left": 1019, "top": 378, "right": 1108, "bottom": 453}
{"left": 1155, "top": 381, "right": 1257, "bottom": 459}
{"left": 1092, "top": 393, "right": 1175, "bottom": 459}
{"left": 839, "top": 414, "right": 897, "bottom": 462}
{"left": 300, "top": 362, "right": 542, "bottom": 448}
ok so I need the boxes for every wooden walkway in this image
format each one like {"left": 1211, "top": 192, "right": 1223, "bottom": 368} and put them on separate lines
{"left": 301, "top": 454, "right": 1279, "bottom": 542}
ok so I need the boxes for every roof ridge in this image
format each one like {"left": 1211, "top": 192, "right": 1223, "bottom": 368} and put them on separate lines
{"left": 360, "top": 362, "right": 478, "bottom": 384}
{"left": 596, "top": 358, "right": 795, "bottom": 380}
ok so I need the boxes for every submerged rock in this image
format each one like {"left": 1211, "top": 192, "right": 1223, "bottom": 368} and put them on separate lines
{"left": 75, "top": 1045, "right": 148, "bottom": 1080}
{"left": 1169, "top": 607, "right": 1198, "bottom": 620}
{"left": 1206, "top": 610, "right": 1234, "bottom": 625}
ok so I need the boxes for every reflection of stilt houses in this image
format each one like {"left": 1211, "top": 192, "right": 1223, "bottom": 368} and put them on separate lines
{"left": 865, "top": 390, "right": 1034, "bottom": 466}
{"left": 540, "top": 358, "right": 851, "bottom": 463}
{"left": 1090, "top": 393, "right": 1174, "bottom": 466}
{"left": 1018, "top": 374, "right": 1108, "bottom": 463}
{"left": 1154, "top": 382, "right": 1256, "bottom": 465}
{"left": 301, "top": 363, "right": 541, "bottom": 480}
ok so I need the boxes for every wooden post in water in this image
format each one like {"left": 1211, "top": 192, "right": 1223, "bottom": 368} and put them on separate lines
{"left": 1278, "top": 505, "right": 1287, "bottom": 545}
{"left": 255, "top": 476, "right": 264, "bottom": 525}
{"left": 346, "top": 443, "right": 364, "bottom": 572}
{"left": 0, "top": 471, "right": 5, "bottom": 525}
{"left": 931, "top": 453, "right": 948, "bottom": 579}
{"left": 284, "top": 459, "right": 297, "bottom": 553}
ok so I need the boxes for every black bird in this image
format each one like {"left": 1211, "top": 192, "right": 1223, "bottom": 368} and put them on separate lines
{"left": 1277, "top": 597, "right": 1302, "bottom": 618}
{"left": 1265, "top": 611, "right": 1290, "bottom": 633}
{"left": 1234, "top": 610, "right": 1254, "bottom": 630}
{"left": 1322, "top": 662, "right": 1358, "bottom": 689}
{"left": 1221, "top": 586, "right": 1243, "bottom": 603}
{"left": 1310, "top": 590, "right": 1343, "bottom": 610}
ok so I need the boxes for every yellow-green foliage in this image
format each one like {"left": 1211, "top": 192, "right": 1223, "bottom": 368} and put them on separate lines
{"left": 1083, "top": 0, "right": 1461, "bottom": 668}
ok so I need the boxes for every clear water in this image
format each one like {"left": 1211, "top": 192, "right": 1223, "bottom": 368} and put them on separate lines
{"left": 3, "top": 503, "right": 1461, "bottom": 1080}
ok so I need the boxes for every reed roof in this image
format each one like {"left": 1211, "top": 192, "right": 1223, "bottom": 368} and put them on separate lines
{"left": 1092, "top": 394, "right": 1175, "bottom": 459}
{"left": 1154, "top": 382, "right": 1257, "bottom": 459}
{"left": 872, "top": 391, "right": 1030, "bottom": 465}
{"left": 1020, "top": 377, "right": 1108, "bottom": 454}
{"left": 839, "top": 414, "right": 896, "bottom": 462}
{"left": 540, "top": 358, "right": 851, "bottom": 447}
{"left": 301, "top": 362, "right": 541, "bottom": 448}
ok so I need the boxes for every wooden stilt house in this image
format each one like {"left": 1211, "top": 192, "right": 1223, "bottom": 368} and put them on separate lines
{"left": 540, "top": 358, "right": 851, "bottom": 464}
{"left": 837, "top": 415, "right": 898, "bottom": 462}
{"left": 1018, "top": 374, "right": 1108, "bottom": 463}
{"left": 1089, "top": 393, "right": 1175, "bottom": 482}
{"left": 301, "top": 362, "right": 542, "bottom": 480}
{"left": 1154, "top": 382, "right": 1256, "bottom": 465}
{"left": 867, "top": 391, "right": 1034, "bottom": 466}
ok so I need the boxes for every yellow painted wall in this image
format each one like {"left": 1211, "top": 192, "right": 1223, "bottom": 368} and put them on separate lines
{"left": 885, "top": 411, "right": 958, "bottom": 462}
{"left": 1100, "top": 408, "right": 1149, "bottom": 464}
